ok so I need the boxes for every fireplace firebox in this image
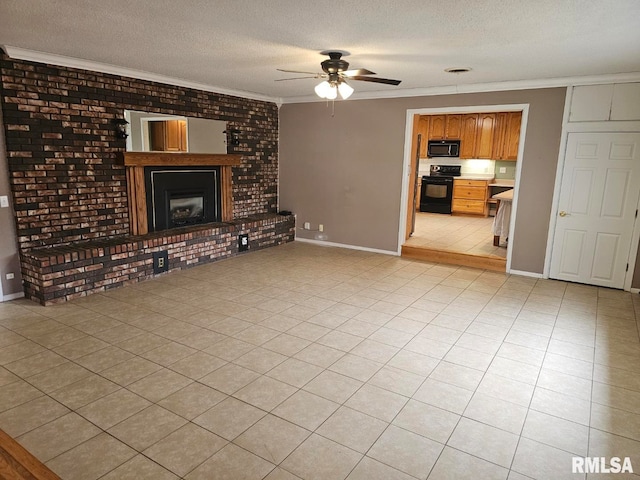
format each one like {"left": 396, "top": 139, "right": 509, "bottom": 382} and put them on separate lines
{"left": 144, "top": 166, "right": 221, "bottom": 232}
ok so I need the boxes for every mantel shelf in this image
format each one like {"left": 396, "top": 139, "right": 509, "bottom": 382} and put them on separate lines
{"left": 123, "top": 152, "right": 242, "bottom": 167}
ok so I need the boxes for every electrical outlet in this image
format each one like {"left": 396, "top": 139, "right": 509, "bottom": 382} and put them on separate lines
{"left": 0, "top": 196, "right": 8, "bottom": 208}
{"left": 152, "top": 251, "right": 169, "bottom": 274}
{"left": 6, "top": 273, "right": 14, "bottom": 280}
{"left": 239, "top": 233, "right": 249, "bottom": 252}
{"left": 499, "top": 167, "right": 507, "bottom": 173}
{"left": 304, "top": 222, "right": 311, "bottom": 230}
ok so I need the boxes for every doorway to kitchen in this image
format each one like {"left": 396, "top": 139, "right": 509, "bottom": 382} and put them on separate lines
{"left": 399, "top": 105, "right": 529, "bottom": 272}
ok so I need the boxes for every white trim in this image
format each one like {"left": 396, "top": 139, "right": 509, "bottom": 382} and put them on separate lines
{"left": 2, "top": 46, "right": 279, "bottom": 104}
{"left": 631, "top": 288, "right": 640, "bottom": 294}
{"left": 2, "top": 291, "right": 24, "bottom": 302}
{"left": 282, "top": 72, "right": 640, "bottom": 104}
{"left": 544, "top": 87, "right": 574, "bottom": 279}
{"left": 5, "top": 46, "right": 640, "bottom": 106}
{"left": 508, "top": 269, "right": 544, "bottom": 279}
{"left": 295, "top": 237, "right": 398, "bottom": 256}
{"left": 624, "top": 192, "right": 640, "bottom": 291}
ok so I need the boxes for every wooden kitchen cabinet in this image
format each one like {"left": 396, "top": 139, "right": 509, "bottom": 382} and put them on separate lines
{"left": 459, "top": 114, "right": 478, "bottom": 159}
{"left": 475, "top": 113, "right": 496, "bottom": 159}
{"left": 445, "top": 115, "right": 462, "bottom": 139}
{"left": 418, "top": 116, "right": 430, "bottom": 157}
{"left": 452, "top": 179, "right": 490, "bottom": 216}
{"left": 492, "top": 111, "right": 521, "bottom": 161}
{"left": 149, "top": 120, "right": 187, "bottom": 152}
{"left": 428, "top": 115, "right": 446, "bottom": 139}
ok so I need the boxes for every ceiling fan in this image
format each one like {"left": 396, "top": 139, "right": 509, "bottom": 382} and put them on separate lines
{"left": 276, "top": 50, "right": 402, "bottom": 100}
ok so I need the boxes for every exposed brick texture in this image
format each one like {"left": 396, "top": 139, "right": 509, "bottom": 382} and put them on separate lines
{"left": 0, "top": 53, "right": 290, "bottom": 304}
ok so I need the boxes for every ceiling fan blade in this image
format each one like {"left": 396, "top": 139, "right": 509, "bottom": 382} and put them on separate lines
{"left": 342, "top": 68, "right": 376, "bottom": 76}
{"left": 275, "top": 76, "right": 319, "bottom": 81}
{"left": 349, "top": 75, "right": 402, "bottom": 86}
{"left": 277, "top": 68, "right": 319, "bottom": 75}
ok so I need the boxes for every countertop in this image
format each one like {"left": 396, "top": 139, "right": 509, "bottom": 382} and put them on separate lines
{"left": 489, "top": 179, "right": 515, "bottom": 187}
{"left": 492, "top": 189, "right": 514, "bottom": 201}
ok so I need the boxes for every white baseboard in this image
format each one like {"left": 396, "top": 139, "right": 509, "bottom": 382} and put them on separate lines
{"left": 294, "top": 237, "right": 398, "bottom": 256}
{"left": 630, "top": 288, "right": 640, "bottom": 294}
{"left": 2, "top": 291, "right": 25, "bottom": 302}
{"left": 508, "top": 269, "right": 544, "bottom": 279}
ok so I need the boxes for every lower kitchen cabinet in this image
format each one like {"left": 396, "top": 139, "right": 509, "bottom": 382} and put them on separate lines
{"left": 452, "top": 179, "right": 490, "bottom": 216}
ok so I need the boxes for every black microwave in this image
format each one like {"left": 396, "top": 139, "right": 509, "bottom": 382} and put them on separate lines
{"left": 427, "top": 140, "right": 460, "bottom": 158}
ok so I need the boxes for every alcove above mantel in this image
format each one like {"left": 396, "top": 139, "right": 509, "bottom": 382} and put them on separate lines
{"left": 124, "top": 152, "right": 242, "bottom": 235}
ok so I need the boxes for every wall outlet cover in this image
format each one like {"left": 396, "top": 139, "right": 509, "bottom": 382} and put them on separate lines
{"left": 239, "top": 233, "right": 249, "bottom": 252}
{"left": 0, "top": 196, "right": 9, "bottom": 208}
{"left": 152, "top": 251, "right": 169, "bottom": 274}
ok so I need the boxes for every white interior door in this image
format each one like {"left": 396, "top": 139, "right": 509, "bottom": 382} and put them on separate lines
{"left": 550, "top": 132, "right": 640, "bottom": 288}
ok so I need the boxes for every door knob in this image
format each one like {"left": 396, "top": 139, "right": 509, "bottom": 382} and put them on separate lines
{"left": 559, "top": 211, "right": 570, "bottom": 217}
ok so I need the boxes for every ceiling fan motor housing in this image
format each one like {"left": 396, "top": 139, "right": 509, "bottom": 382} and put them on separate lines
{"left": 321, "top": 52, "right": 349, "bottom": 75}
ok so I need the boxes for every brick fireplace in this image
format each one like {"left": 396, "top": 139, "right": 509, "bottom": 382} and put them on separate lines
{"left": 0, "top": 53, "right": 294, "bottom": 305}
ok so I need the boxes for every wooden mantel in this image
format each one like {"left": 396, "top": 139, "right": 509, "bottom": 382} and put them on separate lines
{"left": 124, "top": 152, "right": 242, "bottom": 236}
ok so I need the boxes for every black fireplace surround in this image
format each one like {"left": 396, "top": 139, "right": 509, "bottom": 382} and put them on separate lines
{"left": 144, "top": 166, "right": 221, "bottom": 232}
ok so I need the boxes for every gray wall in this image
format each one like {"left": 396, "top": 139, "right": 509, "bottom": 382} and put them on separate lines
{"left": 280, "top": 88, "right": 567, "bottom": 274}
{"left": 0, "top": 107, "right": 23, "bottom": 298}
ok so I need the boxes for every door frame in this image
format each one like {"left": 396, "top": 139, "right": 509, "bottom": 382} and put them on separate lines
{"left": 398, "top": 103, "right": 530, "bottom": 274}
{"left": 543, "top": 87, "right": 640, "bottom": 291}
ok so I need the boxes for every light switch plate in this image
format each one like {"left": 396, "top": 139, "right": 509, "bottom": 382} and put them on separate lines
{"left": 0, "top": 196, "right": 8, "bottom": 208}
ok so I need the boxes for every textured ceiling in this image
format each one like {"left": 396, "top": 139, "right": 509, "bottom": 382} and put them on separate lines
{"left": 1, "top": 0, "right": 640, "bottom": 103}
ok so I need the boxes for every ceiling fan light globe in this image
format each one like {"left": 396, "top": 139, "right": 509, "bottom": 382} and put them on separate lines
{"left": 314, "top": 80, "right": 332, "bottom": 98}
{"left": 325, "top": 85, "right": 338, "bottom": 100}
{"left": 338, "top": 82, "right": 354, "bottom": 99}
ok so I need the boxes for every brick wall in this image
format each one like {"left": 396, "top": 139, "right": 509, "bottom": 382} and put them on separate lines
{"left": 0, "top": 53, "right": 292, "bottom": 304}
{"left": 0, "top": 53, "right": 279, "bottom": 250}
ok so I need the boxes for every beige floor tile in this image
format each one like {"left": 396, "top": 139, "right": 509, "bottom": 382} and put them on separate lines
{"left": 267, "top": 357, "right": 323, "bottom": 388}
{"left": 199, "top": 362, "right": 261, "bottom": 394}
{"left": 99, "top": 356, "right": 162, "bottom": 386}
{"left": 387, "top": 349, "right": 439, "bottom": 376}
{"left": 476, "top": 373, "right": 535, "bottom": 407}
{"left": 448, "top": 417, "right": 519, "bottom": 468}
{"left": 543, "top": 352, "right": 594, "bottom": 380}
{"left": 368, "top": 425, "right": 443, "bottom": 478}
{"left": 346, "top": 457, "right": 414, "bottom": 480}
{"left": 273, "top": 389, "right": 339, "bottom": 430}
{"left": 49, "top": 374, "right": 120, "bottom": 410}
{"left": 0, "top": 340, "right": 45, "bottom": 365}
{"left": 392, "top": 399, "right": 460, "bottom": 444}
{"left": 141, "top": 341, "right": 198, "bottom": 366}
{"left": 144, "top": 423, "right": 227, "bottom": 477}
{"left": 413, "top": 378, "right": 473, "bottom": 414}
{"left": 234, "top": 414, "right": 310, "bottom": 463}
{"left": 17, "top": 412, "right": 101, "bottom": 462}
{"left": 464, "top": 392, "right": 528, "bottom": 434}
{"left": 287, "top": 322, "right": 331, "bottom": 341}
{"left": 592, "top": 380, "right": 640, "bottom": 415}
{"left": 294, "top": 343, "right": 344, "bottom": 368}
{"left": 303, "top": 370, "right": 363, "bottom": 403}
{"left": 108, "top": 404, "right": 187, "bottom": 450}
{"left": 429, "top": 361, "right": 484, "bottom": 391}
{"left": 317, "top": 330, "right": 363, "bottom": 352}
{"left": 404, "top": 336, "right": 452, "bottom": 359}
{"left": 428, "top": 446, "right": 509, "bottom": 480}
{"left": 317, "top": 406, "right": 388, "bottom": 453}
{"left": 5, "top": 350, "right": 68, "bottom": 378}
{"left": 194, "top": 396, "right": 266, "bottom": 440}
{"left": 590, "top": 402, "right": 640, "bottom": 442}
{"left": 101, "top": 454, "right": 178, "bottom": 480}
{"left": 233, "top": 325, "right": 281, "bottom": 346}
{"left": 350, "top": 339, "right": 399, "bottom": 364}
{"left": 367, "top": 365, "right": 425, "bottom": 397}
{"left": 74, "top": 345, "right": 135, "bottom": 373}
{"left": 328, "top": 354, "right": 383, "bottom": 382}
{"left": 128, "top": 368, "right": 192, "bottom": 402}
{"left": 511, "top": 437, "right": 582, "bottom": 480}
{"left": 281, "top": 433, "right": 362, "bottom": 480}
{"left": 233, "top": 347, "right": 288, "bottom": 374}
{"left": 530, "top": 387, "right": 591, "bottom": 426}
{"left": 487, "top": 356, "right": 541, "bottom": 385}
{"left": 368, "top": 326, "right": 414, "bottom": 348}
{"left": 46, "top": 432, "right": 136, "bottom": 480}
{"left": 168, "top": 351, "right": 227, "bottom": 379}
{"left": 0, "top": 395, "right": 69, "bottom": 437}
{"left": 115, "top": 332, "right": 170, "bottom": 354}
{"left": 522, "top": 409, "right": 589, "bottom": 456}
{"left": 345, "top": 384, "right": 407, "bottom": 422}
{"left": 76, "top": 388, "right": 151, "bottom": 429}
{"left": 233, "top": 375, "right": 297, "bottom": 411}
{"left": 159, "top": 382, "right": 227, "bottom": 420}
{"left": 264, "top": 467, "right": 303, "bottom": 480}
{"left": 186, "top": 443, "right": 275, "bottom": 480}
{"left": 262, "top": 333, "right": 312, "bottom": 356}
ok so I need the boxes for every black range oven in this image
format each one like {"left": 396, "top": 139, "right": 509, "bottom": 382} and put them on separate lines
{"left": 419, "top": 165, "right": 461, "bottom": 214}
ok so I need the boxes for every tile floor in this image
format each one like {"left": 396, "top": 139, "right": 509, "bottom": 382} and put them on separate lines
{"left": 406, "top": 212, "right": 507, "bottom": 259}
{"left": 0, "top": 242, "right": 639, "bottom": 480}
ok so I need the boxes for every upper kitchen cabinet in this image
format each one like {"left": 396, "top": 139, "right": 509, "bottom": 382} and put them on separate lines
{"left": 475, "top": 113, "right": 496, "bottom": 159}
{"left": 493, "top": 111, "right": 522, "bottom": 161}
{"left": 428, "top": 115, "right": 447, "bottom": 139}
{"left": 459, "top": 114, "right": 478, "bottom": 159}
{"left": 149, "top": 120, "right": 187, "bottom": 152}
{"left": 569, "top": 83, "right": 640, "bottom": 122}
{"left": 418, "top": 116, "right": 430, "bottom": 157}
{"left": 445, "top": 115, "right": 462, "bottom": 139}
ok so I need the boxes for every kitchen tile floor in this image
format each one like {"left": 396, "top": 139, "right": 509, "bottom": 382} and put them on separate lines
{"left": 1, "top": 242, "right": 639, "bottom": 480}
{"left": 406, "top": 212, "right": 507, "bottom": 259}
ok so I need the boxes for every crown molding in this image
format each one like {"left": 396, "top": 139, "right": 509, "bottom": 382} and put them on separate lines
{"left": 4, "top": 46, "right": 639, "bottom": 106}
{"left": 2, "top": 46, "right": 283, "bottom": 105}
{"left": 282, "top": 71, "right": 640, "bottom": 104}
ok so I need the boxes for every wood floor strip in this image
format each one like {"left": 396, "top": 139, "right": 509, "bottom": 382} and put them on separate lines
{"left": 0, "top": 429, "right": 60, "bottom": 480}
{"left": 401, "top": 245, "right": 506, "bottom": 272}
